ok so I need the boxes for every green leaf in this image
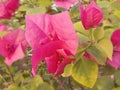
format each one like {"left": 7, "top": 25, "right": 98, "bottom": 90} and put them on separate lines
{"left": 114, "top": 10, "right": 120, "bottom": 19}
{"left": 8, "top": 84, "right": 27, "bottom": 90}
{"left": 37, "top": 0, "right": 52, "bottom": 7}
{"left": 62, "top": 63, "right": 73, "bottom": 77}
{"left": 91, "top": 77, "right": 114, "bottom": 90}
{"left": 37, "top": 83, "right": 54, "bottom": 90}
{"left": 111, "top": 1, "right": 120, "bottom": 10}
{"left": 18, "top": 5, "right": 31, "bottom": 12}
{"left": 97, "top": 1, "right": 111, "bottom": 19}
{"left": 113, "top": 87, "right": 120, "bottom": 90}
{"left": 14, "top": 73, "right": 24, "bottom": 85}
{"left": 93, "top": 28, "right": 104, "bottom": 41}
{"left": 98, "top": 38, "right": 113, "bottom": 60}
{"left": 77, "top": 32, "right": 89, "bottom": 44}
{"left": 109, "top": 15, "right": 120, "bottom": 28}
{"left": 70, "top": 4, "right": 80, "bottom": 20}
{"left": 114, "top": 70, "right": 120, "bottom": 86}
{"left": 103, "top": 20, "right": 113, "bottom": 28}
{"left": 104, "top": 28, "right": 115, "bottom": 39}
{"left": 32, "top": 75, "right": 43, "bottom": 87}
{"left": 72, "top": 58, "right": 98, "bottom": 88}
{"left": 7, "top": 84, "right": 21, "bottom": 90}
{"left": 97, "top": 1, "right": 111, "bottom": 9}
{"left": 74, "top": 21, "right": 89, "bottom": 37}
{"left": 27, "top": 7, "right": 46, "bottom": 15}
{"left": 86, "top": 45, "right": 107, "bottom": 65}
{"left": 25, "top": 75, "right": 43, "bottom": 90}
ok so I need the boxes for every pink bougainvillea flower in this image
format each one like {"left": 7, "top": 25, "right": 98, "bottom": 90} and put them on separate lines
{"left": 118, "top": 0, "right": 120, "bottom": 3}
{"left": 55, "top": 0, "right": 78, "bottom": 9}
{"left": 0, "top": 0, "right": 19, "bottom": 19}
{"left": 79, "top": 1, "right": 103, "bottom": 30}
{"left": 0, "top": 25, "right": 27, "bottom": 66}
{"left": 107, "top": 29, "right": 120, "bottom": 68}
{"left": 0, "top": 24, "right": 7, "bottom": 32}
{"left": 25, "top": 11, "right": 78, "bottom": 76}
{"left": 0, "top": 23, "right": 13, "bottom": 32}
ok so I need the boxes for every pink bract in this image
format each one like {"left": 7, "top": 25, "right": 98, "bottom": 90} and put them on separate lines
{"left": 107, "top": 29, "right": 120, "bottom": 68}
{"left": 0, "top": 24, "right": 27, "bottom": 66}
{"left": 0, "top": 0, "right": 19, "bottom": 19}
{"left": 118, "top": 0, "right": 120, "bottom": 3}
{"left": 0, "top": 24, "right": 7, "bottom": 32}
{"left": 79, "top": 1, "right": 103, "bottom": 30}
{"left": 25, "top": 11, "right": 78, "bottom": 76}
{"left": 55, "top": 0, "right": 78, "bottom": 9}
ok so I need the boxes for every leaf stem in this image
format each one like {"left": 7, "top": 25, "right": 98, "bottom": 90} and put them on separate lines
{"left": 89, "top": 29, "right": 95, "bottom": 43}
{"left": 76, "top": 43, "right": 92, "bottom": 61}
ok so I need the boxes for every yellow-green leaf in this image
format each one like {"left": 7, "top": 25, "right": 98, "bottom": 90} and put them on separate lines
{"left": 113, "top": 87, "right": 120, "bottom": 90}
{"left": 27, "top": 7, "right": 46, "bottom": 15}
{"left": 74, "top": 21, "right": 89, "bottom": 37}
{"left": 114, "top": 70, "right": 120, "bottom": 86}
{"left": 114, "top": 10, "right": 120, "bottom": 19}
{"left": 62, "top": 63, "right": 73, "bottom": 77}
{"left": 93, "top": 27, "right": 104, "bottom": 40}
{"left": 7, "top": 84, "right": 24, "bottom": 90}
{"left": 25, "top": 75, "right": 43, "bottom": 90}
{"left": 98, "top": 38, "right": 113, "bottom": 60}
{"left": 91, "top": 77, "right": 114, "bottom": 90}
{"left": 86, "top": 45, "right": 107, "bottom": 65}
{"left": 77, "top": 32, "right": 89, "bottom": 44}
{"left": 37, "top": 0, "right": 52, "bottom": 7}
{"left": 37, "top": 83, "right": 54, "bottom": 90}
{"left": 72, "top": 58, "right": 98, "bottom": 88}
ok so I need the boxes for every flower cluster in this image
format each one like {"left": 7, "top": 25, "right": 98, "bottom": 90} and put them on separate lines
{"left": 0, "top": 0, "right": 120, "bottom": 78}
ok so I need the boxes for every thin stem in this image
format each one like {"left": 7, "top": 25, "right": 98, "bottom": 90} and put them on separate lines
{"left": 5, "top": 64, "right": 15, "bottom": 83}
{"left": 76, "top": 30, "right": 88, "bottom": 37}
{"left": 76, "top": 43, "right": 92, "bottom": 61}
{"left": 89, "top": 29, "right": 95, "bottom": 42}
{"left": 77, "top": 43, "right": 92, "bottom": 54}
{"left": 0, "top": 74, "right": 7, "bottom": 83}
{"left": 68, "top": 77, "right": 74, "bottom": 90}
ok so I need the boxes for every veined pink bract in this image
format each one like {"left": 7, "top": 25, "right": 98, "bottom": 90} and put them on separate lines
{"left": 25, "top": 11, "right": 78, "bottom": 76}
{"left": 79, "top": 1, "right": 103, "bottom": 30}
{"left": 0, "top": 0, "right": 19, "bottom": 19}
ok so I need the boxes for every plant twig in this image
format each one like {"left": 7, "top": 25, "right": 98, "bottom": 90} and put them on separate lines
{"left": 68, "top": 77, "right": 74, "bottom": 90}
{"left": 5, "top": 64, "right": 15, "bottom": 83}
{"left": 0, "top": 74, "right": 7, "bottom": 83}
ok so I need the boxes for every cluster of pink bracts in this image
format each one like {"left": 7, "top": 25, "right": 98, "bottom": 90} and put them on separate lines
{"left": 0, "top": 0, "right": 120, "bottom": 77}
